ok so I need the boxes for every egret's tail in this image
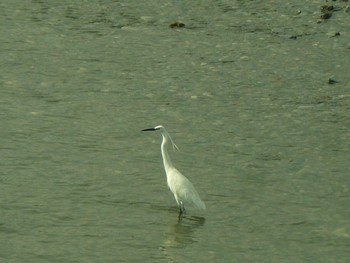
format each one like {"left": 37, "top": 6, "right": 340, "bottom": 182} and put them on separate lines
{"left": 195, "top": 199, "right": 206, "bottom": 210}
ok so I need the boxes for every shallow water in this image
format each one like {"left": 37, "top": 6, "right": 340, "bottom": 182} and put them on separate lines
{"left": 1, "top": 0, "right": 350, "bottom": 262}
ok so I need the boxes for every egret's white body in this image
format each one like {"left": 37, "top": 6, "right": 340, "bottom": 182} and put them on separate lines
{"left": 142, "top": 125, "right": 206, "bottom": 215}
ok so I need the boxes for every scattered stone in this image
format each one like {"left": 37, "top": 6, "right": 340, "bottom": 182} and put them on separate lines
{"left": 320, "top": 12, "right": 332, "bottom": 19}
{"left": 319, "top": 3, "right": 344, "bottom": 20}
{"left": 328, "top": 78, "right": 339, "bottom": 84}
{"left": 331, "top": 32, "right": 341, "bottom": 37}
{"left": 321, "top": 5, "right": 334, "bottom": 12}
{"left": 169, "top": 22, "right": 185, "bottom": 28}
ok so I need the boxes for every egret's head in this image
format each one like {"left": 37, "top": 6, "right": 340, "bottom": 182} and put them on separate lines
{"left": 154, "top": 125, "right": 165, "bottom": 131}
{"left": 142, "top": 125, "right": 179, "bottom": 151}
{"left": 142, "top": 125, "right": 164, "bottom": 132}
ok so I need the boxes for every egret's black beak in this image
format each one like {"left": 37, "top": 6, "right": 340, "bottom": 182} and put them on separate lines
{"left": 142, "top": 128, "right": 156, "bottom": 131}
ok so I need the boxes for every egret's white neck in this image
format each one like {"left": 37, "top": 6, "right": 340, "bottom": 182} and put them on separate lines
{"left": 160, "top": 133, "right": 173, "bottom": 173}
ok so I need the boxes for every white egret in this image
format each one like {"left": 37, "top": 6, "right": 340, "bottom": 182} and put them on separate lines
{"left": 142, "top": 125, "right": 206, "bottom": 217}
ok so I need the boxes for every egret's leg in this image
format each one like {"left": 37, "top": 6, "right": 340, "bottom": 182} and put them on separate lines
{"left": 174, "top": 194, "right": 180, "bottom": 209}
{"left": 178, "top": 201, "right": 186, "bottom": 219}
{"left": 174, "top": 195, "right": 186, "bottom": 217}
{"left": 178, "top": 210, "right": 183, "bottom": 220}
{"left": 179, "top": 201, "right": 185, "bottom": 214}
